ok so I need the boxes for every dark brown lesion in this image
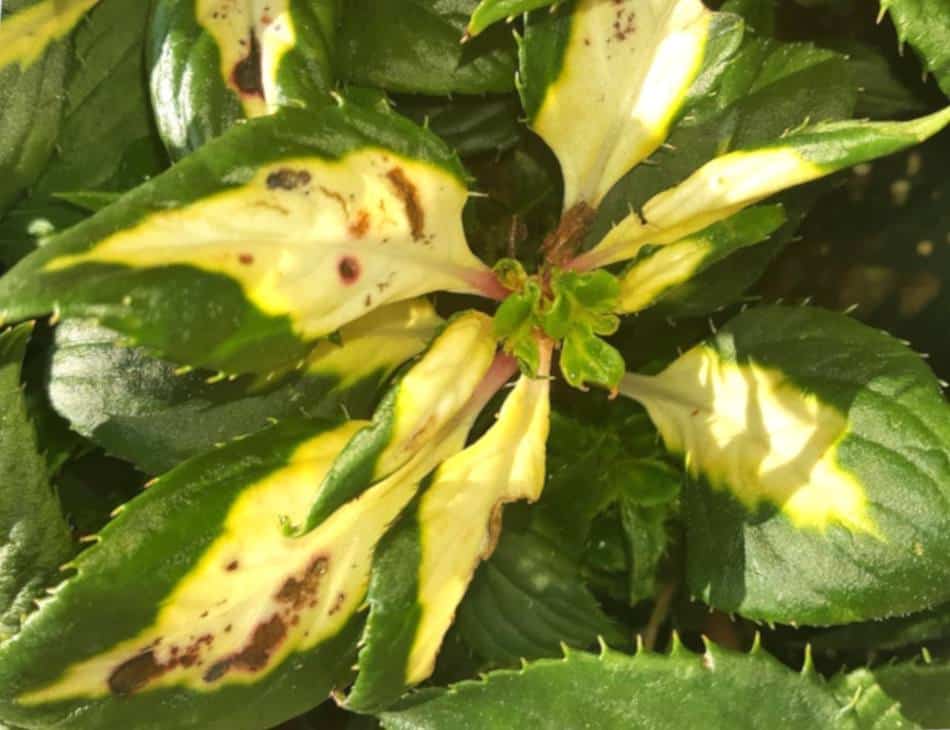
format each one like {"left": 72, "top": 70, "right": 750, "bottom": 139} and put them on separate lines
{"left": 386, "top": 168, "right": 425, "bottom": 241}
{"left": 276, "top": 557, "right": 328, "bottom": 611}
{"left": 231, "top": 30, "right": 264, "bottom": 99}
{"left": 108, "top": 651, "right": 164, "bottom": 696}
{"left": 267, "top": 169, "right": 312, "bottom": 191}
{"left": 231, "top": 616, "right": 288, "bottom": 672}
{"left": 338, "top": 256, "right": 361, "bottom": 285}
{"left": 542, "top": 202, "right": 596, "bottom": 266}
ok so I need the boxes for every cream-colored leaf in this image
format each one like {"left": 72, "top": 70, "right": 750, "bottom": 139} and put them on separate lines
{"left": 302, "top": 298, "right": 442, "bottom": 387}
{"left": 406, "top": 361, "right": 552, "bottom": 684}
{"left": 579, "top": 148, "right": 820, "bottom": 269}
{"left": 46, "top": 150, "right": 490, "bottom": 343}
{"left": 372, "top": 311, "right": 499, "bottom": 481}
{"left": 530, "top": 0, "right": 711, "bottom": 208}
{"left": 620, "top": 349, "right": 878, "bottom": 536}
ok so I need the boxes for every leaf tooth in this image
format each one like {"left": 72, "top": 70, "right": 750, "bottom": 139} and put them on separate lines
{"left": 800, "top": 644, "right": 816, "bottom": 678}
{"left": 668, "top": 630, "right": 687, "bottom": 656}
{"left": 750, "top": 632, "right": 763, "bottom": 654}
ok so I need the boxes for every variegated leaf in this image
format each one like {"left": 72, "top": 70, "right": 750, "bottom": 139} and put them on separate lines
{"left": 577, "top": 108, "right": 950, "bottom": 269}
{"left": 620, "top": 305, "right": 950, "bottom": 624}
{"left": 347, "top": 359, "right": 551, "bottom": 710}
{"left": 0, "top": 0, "right": 97, "bottom": 211}
{"left": 0, "top": 420, "right": 369, "bottom": 729}
{"left": 48, "top": 299, "right": 442, "bottom": 474}
{"left": 300, "top": 311, "right": 506, "bottom": 531}
{"left": 0, "top": 104, "right": 496, "bottom": 375}
{"left": 616, "top": 205, "right": 785, "bottom": 314}
{"left": 520, "top": 0, "right": 740, "bottom": 209}
{"left": 149, "top": 0, "right": 336, "bottom": 158}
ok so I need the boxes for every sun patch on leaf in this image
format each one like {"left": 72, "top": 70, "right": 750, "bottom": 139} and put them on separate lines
{"left": 621, "top": 346, "right": 878, "bottom": 536}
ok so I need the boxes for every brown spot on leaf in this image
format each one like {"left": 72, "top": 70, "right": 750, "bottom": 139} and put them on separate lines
{"left": 203, "top": 659, "right": 233, "bottom": 684}
{"left": 328, "top": 592, "right": 347, "bottom": 616}
{"left": 349, "top": 210, "right": 371, "bottom": 238}
{"left": 108, "top": 651, "right": 165, "bottom": 696}
{"left": 267, "top": 169, "right": 312, "bottom": 191}
{"left": 231, "top": 31, "right": 264, "bottom": 98}
{"left": 338, "top": 256, "right": 361, "bottom": 285}
{"left": 238, "top": 253, "right": 254, "bottom": 266}
{"left": 226, "top": 560, "right": 240, "bottom": 572}
{"left": 276, "top": 557, "right": 328, "bottom": 610}
{"left": 386, "top": 168, "right": 425, "bottom": 240}
{"left": 232, "top": 615, "right": 287, "bottom": 672}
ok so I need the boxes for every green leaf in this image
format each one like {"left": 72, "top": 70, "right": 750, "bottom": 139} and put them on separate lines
{"left": 493, "top": 282, "right": 542, "bottom": 375}
{"left": 47, "top": 300, "right": 441, "bottom": 474}
{"left": 0, "top": 104, "right": 493, "bottom": 374}
{"left": 882, "top": 0, "right": 950, "bottom": 96}
{"left": 0, "top": 419, "right": 395, "bottom": 729}
{"left": 456, "top": 528, "right": 626, "bottom": 667}
{"left": 395, "top": 95, "right": 523, "bottom": 159}
{"left": 830, "top": 668, "right": 920, "bottom": 730}
{"left": 0, "top": 323, "right": 74, "bottom": 641}
{"left": 835, "top": 41, "right": 930, "bottom": 120}
{"left": 338, "top": 0, "right": 518, "bottom": 95}
{"left": 149, "top": 0, "right": 337, "bottom": 159}
{"left": 620, "top": 305, "right": 950, "bottom": 625}
{"left": 869, "top": 657, "right": 950, "bottom": 728}
{"left": 531, "top": 401, "right": 662, "bottom": 554}
{"left": 380, "top": 642, "right": 864, "bottom": 729}
{"left": 814, "top": 600, "right": 950, "bottom": 651}
{"left": 348, "top": 369, "right": 551, "bottom": 710}
{"left": 467, "top": 0, "right": 557, "bottom": 37}
{"left": 559, "top": 329, "right": 625, "bottom": 391}
{"left": 520, "top": 0, "right": 737, "bottom": 208}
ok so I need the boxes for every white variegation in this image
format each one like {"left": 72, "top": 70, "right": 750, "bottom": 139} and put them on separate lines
{"left": 46, "top": 151, "right": 491, "bottom": 344}
{"left": 530, "top": 0, "right": 711, "bottom": 208}
{"left": 0, "top": 0, "right": 101, "bottom": 70}
{"left": 620, "top": 347, "right": 878, "bottom": 535}
{"left": 406, "top": 355, "right": 551, "bottom": 683}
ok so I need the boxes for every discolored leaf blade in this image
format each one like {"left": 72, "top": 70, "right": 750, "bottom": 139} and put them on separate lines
{"left": 149, "top": 0, "right": 338, "bottom": 159}
{"left": 0, "top": 419, "right": 425, "bottom": 729}
{"left": 0, "top": 104, "right": 492, "bottom": 374}
{"left": 47, "top": 300, "right": 441, "bottom": 474}
{"left": 348, "top": 367, "right": 550, "bottom": 710}
{"left": 520, "top": 0, "right": 731, "bottom": 208}
{"left": 621, "top": 305, "right": 950, "bottom": 624}
{"left": 580, "top": 108, "right": 950, "bottom": 269}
